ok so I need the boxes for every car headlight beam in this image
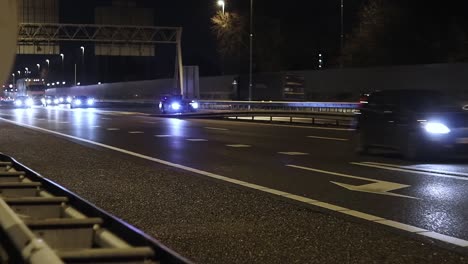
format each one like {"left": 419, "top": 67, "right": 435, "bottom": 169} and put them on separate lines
{"left": 424, "top": 122, "right": 451, "bottom": 134}
{"left": 171, "top": 102, "right": 181, "bottom": 110}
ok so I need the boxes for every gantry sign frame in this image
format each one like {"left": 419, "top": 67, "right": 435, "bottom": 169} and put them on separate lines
{"left": 17, "top": 23, "right": 185, "bottom": 95}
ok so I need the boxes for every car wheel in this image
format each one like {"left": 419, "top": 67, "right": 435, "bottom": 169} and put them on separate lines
{"left": 354, "top": 131, "right": 370, "bottom": 155}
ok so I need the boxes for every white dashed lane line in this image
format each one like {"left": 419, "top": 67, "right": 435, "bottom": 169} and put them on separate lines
{"left": 226, "top": 144, "right": 251, "bottom": 148}
{"left": 278, "top": 152, "right": 309, "bottom": 156}
{"left": 107, "top": 128, "right": 120, "bottom": 131}
{"left": 155, "top": 135, "right": 172, "bottom": 138}
{"left": 307, "top": 135, "right": 349, "bottom": 141}
{"left": 187, "top": 139, "right": 208, "bottom": 142}
{"left": 129, "top": 131, "right": 144, "bottom": 134}
{"left": 205, "top": 127, "right": 229, "bottom": 131}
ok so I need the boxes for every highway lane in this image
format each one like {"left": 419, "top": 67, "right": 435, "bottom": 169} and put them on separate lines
{"left": 1, "top": 106, "right": 468, "bottom": 250}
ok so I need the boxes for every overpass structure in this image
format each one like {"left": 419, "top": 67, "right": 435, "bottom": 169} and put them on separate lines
{"left": 16, "top": 23, "right": 185, "bottom": 95}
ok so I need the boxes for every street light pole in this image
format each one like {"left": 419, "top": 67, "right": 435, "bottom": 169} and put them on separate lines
{"left": 36, "top": 64, "right": 40, "bottom": 73}
{"left": 80, "top": 46, "right": 85, "bottom": 84}
{"left": 217, "top": 0, "right": 225, "bottom": 14}
{"left": 60, "top": 53, "right": 65, "bottom": 81}
{"left": 340, "top": 0, "right": 344, "bottom": 67}
{"left": 11, "top": 73, "right": 15, "bottom": 86}
{"left": 248, "top": 0, "right": 253, "bottom": 101}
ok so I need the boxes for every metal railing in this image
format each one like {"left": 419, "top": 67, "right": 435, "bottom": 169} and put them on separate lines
{"left": 0, "top": 154, "right": 190, "bottom": 264}
{"left": 163, "top": 110, "right": 356, "bottom": 127}
{"left": 198, "top": 100, "right": 358, "bottom": 114}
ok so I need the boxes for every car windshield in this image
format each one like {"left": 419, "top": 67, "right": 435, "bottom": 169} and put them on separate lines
{"left": 399, "top": 91, "right": 460, "bottom": 112}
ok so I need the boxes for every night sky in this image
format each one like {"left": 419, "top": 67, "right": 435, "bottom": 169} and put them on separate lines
{"left": 12, "top": 0, "right": 467, "bottom": 85}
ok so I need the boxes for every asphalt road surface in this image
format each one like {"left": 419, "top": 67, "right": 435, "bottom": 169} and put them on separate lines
{"left": 1, "top": 105, "right": 468, "bottom": 263}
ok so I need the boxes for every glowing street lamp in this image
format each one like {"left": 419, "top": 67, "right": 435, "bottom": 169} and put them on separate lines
{"left": 217, "top": 0, "right": 225, "bottom": 14}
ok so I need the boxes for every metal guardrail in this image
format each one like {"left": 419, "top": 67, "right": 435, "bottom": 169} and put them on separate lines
{"left": 0, "top": 154, "right": 190, "bottom": 264}
{"left": 198, "top": 100, "right": 358, "bottom": 114}
{"left": 162, "top": 111, "right": 356, "bottom": 127}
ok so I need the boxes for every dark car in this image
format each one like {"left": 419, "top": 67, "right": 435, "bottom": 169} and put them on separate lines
{"left": 158, "top": 94, "right": 199, "bottom": 114}
{"left": 70, "top": 95, "right": 95, "bottom": 108}
{"left": 355, "top": 89, "right": 468, "bottom": 160}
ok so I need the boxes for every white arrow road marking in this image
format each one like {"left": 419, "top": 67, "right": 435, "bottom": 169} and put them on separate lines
{"left": 287, "top": 164, "right": 418, "bottom": 199}
{"left": 352, "top": 162, "right": 468, "bottom": 181}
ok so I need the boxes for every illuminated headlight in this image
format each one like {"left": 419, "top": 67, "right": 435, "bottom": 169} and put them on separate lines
{"left": 171, "top": 102, "right": 181, "bottom": 110}
{"left": 424, "top": 122, "right": 450, "bottom": 134}
{"left": 59, "top": 97, "right": 64, "bottom": 103}
{"left": 191, "top": 101, "right": 199, "bottom": 109}
{"left": 54, "top": 99, "right": 59, "bottom": 104}
{"left": 159, "top": 102, "right": 162, "bottom": 109}
{"left": 87, "top": 99, "right": 94, "bottom": 105}
{"left": 66, "top": 97, "right": 72, "bottom": 103}
{"left": 47, "top": 99, "right": 52, "bottom": 104}
{"left": 25, "top": 98, "right": 33, "bottom": 106}
{"left": 14, "top": 100, "right": 23, "bottom": 106}
{"left": 41, "top": 98, "right": 46, "bottom": 104}
{"left": 75, "top": 99, "right": 82, "bottom": 106}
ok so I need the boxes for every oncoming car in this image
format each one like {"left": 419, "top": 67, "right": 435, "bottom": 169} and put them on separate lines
{"left": 58, "top": 95, "right": 73, "bottom": 105}
{"left": 355, "top": 89, "right": 468, "bottom": 160}
{"left": 70, "top": 95, "right": 95, "bottom": 108}
{"left": 158, "top": 95, "right": 199, "bottom": 114}
{"left": 14, "top": 96, "right": 33, "bottom": 108}
{"left": 42, "top": 95, "right": 60, "bottom": 107}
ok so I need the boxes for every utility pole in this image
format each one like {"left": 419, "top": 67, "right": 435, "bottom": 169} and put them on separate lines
{"left": 340, "top": 0, "right": 344, "bottom": 67}
{"left": 248, "top": 0, "right": 254, "bottom": 101}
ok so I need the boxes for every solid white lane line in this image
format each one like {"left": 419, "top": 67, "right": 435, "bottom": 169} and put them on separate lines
{"left": 278, "top": 152, "right": 309, "bottom": 156}
{"left": 129, "top": 131, "right": 144, "bottom": 134}
{"left": 107, "top": 128, "right": 120, "bottom": 131}
{"left": 2, "top": 117, "right": 467, "bottom": 249}
{"left": 307, "top": 135, "right": 349, "bottom": 141}
{"left": 205, "top": 127, "right": 229, "bottom": 131}
{"left": 155, "top": 135, "right": 172, "bottom": 137}
{"left": 226, "top": 144, "right": 251, "bottom": 148}
{"left": 187, "top": 139, "right": 208, "bottom": 142}
{"left": 362, "top": 161, "right": 468, "bottom": 178}
{"left": 352, "top": 162, "right": 468, "bottom": 181}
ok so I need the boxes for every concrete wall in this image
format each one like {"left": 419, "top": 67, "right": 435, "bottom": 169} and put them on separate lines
{"left": 46, "top": 63, "right": 468, "bottom": 101}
